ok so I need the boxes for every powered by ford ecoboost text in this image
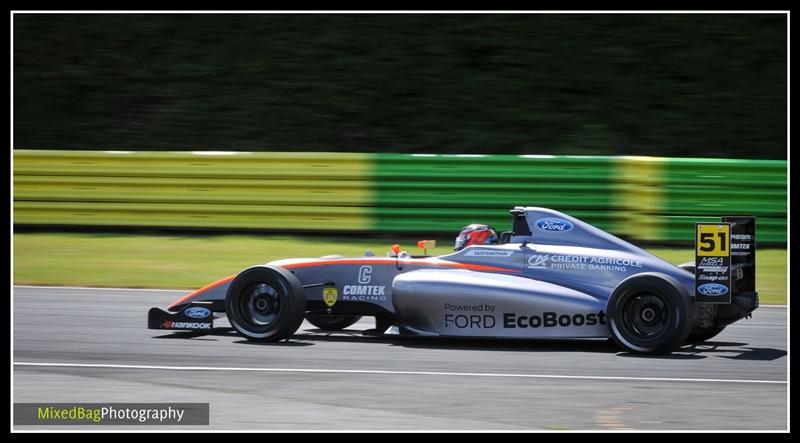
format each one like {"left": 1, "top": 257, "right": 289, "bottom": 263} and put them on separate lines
{"left": 148, "top": 207, "right": 759, "bottom": 354}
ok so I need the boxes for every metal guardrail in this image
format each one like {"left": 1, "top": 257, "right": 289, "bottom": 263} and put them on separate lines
{"left": 13, "top": 150, "right": 787, "bottom": 243}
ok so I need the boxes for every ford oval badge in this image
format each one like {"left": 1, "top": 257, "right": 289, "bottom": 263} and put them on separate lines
{"left": 184, "top": 306, "right": 212, "bottom": 319}
{"left": 697, "top": 283, "right": 729, "bottom": 296}
{"left": 534, "top": 218, "right": 574, "bottom": 233}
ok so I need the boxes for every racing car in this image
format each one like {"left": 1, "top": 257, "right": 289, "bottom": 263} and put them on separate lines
{"left": 148, "top": 207, "right": 758, "bottom": 354}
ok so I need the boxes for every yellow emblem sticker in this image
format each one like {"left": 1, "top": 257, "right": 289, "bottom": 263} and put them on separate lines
{"left": 696, "top": 223, "right": 731, "bottom": 257}
{"left": 323, "top": 287, "right": 338, "bottom": 307}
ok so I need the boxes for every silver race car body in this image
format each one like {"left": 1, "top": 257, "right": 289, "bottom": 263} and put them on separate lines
{"left": 149, "top": 207, "right": 758, "bottom": 354}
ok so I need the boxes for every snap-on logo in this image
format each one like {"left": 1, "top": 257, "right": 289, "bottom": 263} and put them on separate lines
{"left": 535, "top": 218, "right": 573, "bottom": 233}
{"left": 697, "top": 283, "right": 729, "bottom": 296}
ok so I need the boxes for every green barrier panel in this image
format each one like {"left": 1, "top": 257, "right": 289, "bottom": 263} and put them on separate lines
{"left": 13, "top": 150, "right": 373, "bottom": 179}
{"left": 611, "top": 156, "right": 669, "bottom": 241}
{"left": 13, "top": 150, "right": 787, "bottom": 243}
{"left": 660, "top": 158, "right": 787, "bottom": 243}
{"left": 371, "top": 154, "right": 616, "bottom": 233}
{"left": 13, "top": 201, "right": 371, "bottom": 230}
{"left": 610, "top": 156, "right": 787, "bottom": 243}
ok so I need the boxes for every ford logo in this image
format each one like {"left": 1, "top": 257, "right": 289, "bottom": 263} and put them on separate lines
{"left": 184, "top": 306, "right": 212, "bottom": 319}
{"left": 697, "top": 284, "right": 729, "bottom": 296}
{"left": 534, "top": 218, "right": 574, "bottom": 233}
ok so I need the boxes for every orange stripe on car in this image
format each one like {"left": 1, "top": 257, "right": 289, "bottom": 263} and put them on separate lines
{"left": 168, "top": 274, "right": 235, "bottom": 310}
{"left": 172, "top": 259, "right": 517, "bottom": 307}
{"left": 281, "top": 258, "right": 518, "bottom": 273}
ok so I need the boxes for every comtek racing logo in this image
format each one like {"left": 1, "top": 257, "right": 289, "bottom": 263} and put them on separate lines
{"left": 342, "top": 285, "right": 386, "bottom": 299}
{"left": 503, "top": 311, "right": 606, "bottom": 328}
{"left": 342, "top": 265, "right": 387, "bottom": 301}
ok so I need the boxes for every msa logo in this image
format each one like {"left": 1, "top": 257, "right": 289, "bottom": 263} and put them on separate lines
{"left": 535, "top": 218, "right": 573, "bottom": 233}
{"left": 699, "top": 257, "right": 724, "bottom": 267}
{"left": 343, "top": 285, "right": 386, "bottom": 296}
{"left": 697, "top": 283, "right": 729, "bottom": 296}
{"left": 358, "top": 266, "right": 372, "bottom": 284}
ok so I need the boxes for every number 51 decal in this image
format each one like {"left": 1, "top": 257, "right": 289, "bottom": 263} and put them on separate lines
{"left": 696, "top": 223, "right": 731, "bottom": 256}
{"left": 695, "top": 222, "right": 732, "bottom": 303}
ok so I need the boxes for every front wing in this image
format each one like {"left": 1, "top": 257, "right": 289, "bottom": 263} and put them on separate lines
{"left": 148, "top": 301, "right": 215, "bottom": 330}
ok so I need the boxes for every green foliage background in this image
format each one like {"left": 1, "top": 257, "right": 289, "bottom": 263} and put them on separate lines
{"left": 14, "top": 14, "right": 787, "bottom": 158}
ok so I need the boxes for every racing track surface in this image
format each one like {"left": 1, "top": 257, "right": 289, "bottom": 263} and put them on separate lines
{"left": 13, "top": 286, "right": 788, "bottom": 430}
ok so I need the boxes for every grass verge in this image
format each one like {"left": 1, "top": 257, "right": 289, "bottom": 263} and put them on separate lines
{"left": 13, "top": 232, "right": 787, "bottom": 304}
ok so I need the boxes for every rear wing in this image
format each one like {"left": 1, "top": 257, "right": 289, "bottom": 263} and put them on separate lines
{"left": 723, "top": 216, "right": 756, "bottom": 295}
{"left": 695, "top": 216, "right": 756, "bottom": 306}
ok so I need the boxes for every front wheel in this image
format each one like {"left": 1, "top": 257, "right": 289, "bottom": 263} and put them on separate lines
{"left": 607, "top": 273, "right": 694, "bottom": 354}
{"left": 225, "top": 266, "right": 306, "bottom": 341}
{"left": 306, "top": 314, "right": 362, "bottom": 330}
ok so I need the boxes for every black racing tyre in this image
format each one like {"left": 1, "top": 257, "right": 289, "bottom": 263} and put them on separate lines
{"left": 686, "top": 325, "right": 727, "bottom": 343}
{"left": 305, "top": 314, "right": 363, "bottom": 330}
{"left": 607, "top": 273, "right": 694, "bottom": 354}
{"left": 225, "top": 266, "right": 306, "bottom": 342}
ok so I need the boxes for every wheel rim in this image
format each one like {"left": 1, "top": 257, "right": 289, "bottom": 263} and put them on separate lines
{"left": 237, "top": 282, "right": 282, "bottom": 329}
{"left": 620, "top": 292, "right": 671, "bottom": 342}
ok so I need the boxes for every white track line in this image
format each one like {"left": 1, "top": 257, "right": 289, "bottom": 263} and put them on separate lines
{"left": 10, "top": 286, "right": 789, "bottom": 308}
{"left": 13, "top": 362, "right": 787, "bottom": 385}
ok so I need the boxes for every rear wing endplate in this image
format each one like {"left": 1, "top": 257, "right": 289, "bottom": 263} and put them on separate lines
{"left": 694, "top": 216, "right": 756, "bottom": 303}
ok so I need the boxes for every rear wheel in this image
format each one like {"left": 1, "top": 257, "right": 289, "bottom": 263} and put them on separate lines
{"left": 608, "top": 273, "right": 693, "bottom": 354}
{"left": 225, "top": 266, "right": 306, "bottom": 341}
{"left": 306, "top": 314, "right": 362, "bottom": 330}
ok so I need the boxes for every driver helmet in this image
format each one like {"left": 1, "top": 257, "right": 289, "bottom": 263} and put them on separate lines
{"left": 454, "top": 224, "right": 499, "bottom": 251}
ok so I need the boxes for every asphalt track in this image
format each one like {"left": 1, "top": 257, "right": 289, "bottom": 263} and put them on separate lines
{"left": 13, "top": 286, "right": 788, "bottom": 430}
